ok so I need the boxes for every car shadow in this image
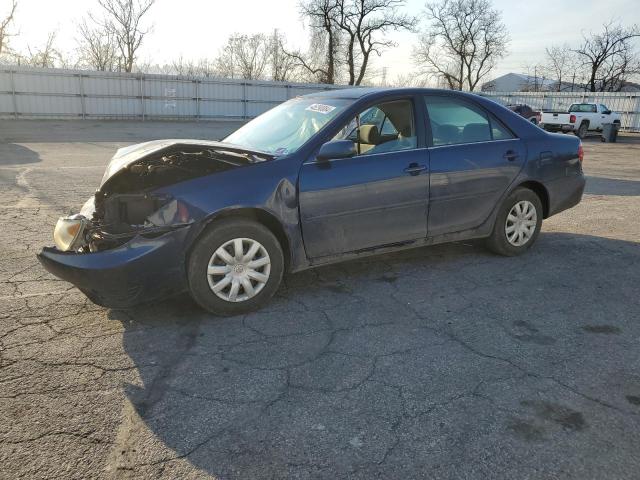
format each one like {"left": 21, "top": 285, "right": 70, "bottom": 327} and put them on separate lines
{"left": 585, "top": 176, "right": 640, "bottom": 196}
{"left": 107, "top": 232, "right": 640, "bottom": 478}
{"left": 0, "top": 143, "right": 41, "bottom": 165}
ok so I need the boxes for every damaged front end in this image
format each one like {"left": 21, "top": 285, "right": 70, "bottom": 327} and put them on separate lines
{"left": 53, "top": 193, "right": 191, "bottom": 254}
{"left": 54, "top": 140, "right": 271, "bottom": 253}
{"left": 39, "top": 140, "right": 273, "bottom": 307}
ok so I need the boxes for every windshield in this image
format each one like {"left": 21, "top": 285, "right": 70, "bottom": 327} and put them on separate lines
{"left": 224, "top": 97, "right": 349, "bottom": 156}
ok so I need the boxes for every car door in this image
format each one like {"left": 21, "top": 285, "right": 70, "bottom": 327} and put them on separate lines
{"left": 598, "top": 104, "right": 612, "bottom": 128}
{"left": 298, "top": 98, "right": 429, "bottom": 259}
{"left": 424, "top": 95, "right": 525, "bottom": 236}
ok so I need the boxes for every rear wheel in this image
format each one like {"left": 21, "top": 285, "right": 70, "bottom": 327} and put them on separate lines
{"left": 576, "top": 122, "right": 588, "bottom": 139}
{"left": 485, "top": 188, "right": 543, "bottom": 256}
{"left": 187, "top": 218, "right": 284, "bottom": 316}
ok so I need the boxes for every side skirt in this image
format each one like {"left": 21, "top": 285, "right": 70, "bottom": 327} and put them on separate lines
{"left": 297, "top": 211, "right": 497, "bottom": 272}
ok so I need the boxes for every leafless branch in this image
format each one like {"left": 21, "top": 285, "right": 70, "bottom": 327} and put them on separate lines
{"left": 25, "top": 31, "right": 59, "bottom": 68}
{"left": 0, "top": 0, "right": 18, "bottom": 56}
{"left": 413, "top": 0, "right": 508, "bottom": 91}
{"left": 76, "top": 19, "right": 121, "bottom": 71}
{"left": 337, "top": 0, "right": 416, "bottom": 85}
{"left": 95, "top": 0, "right": 156, "bottom": 72}
{"left": 573, "top": 22, "right": 640, "bottom": 91}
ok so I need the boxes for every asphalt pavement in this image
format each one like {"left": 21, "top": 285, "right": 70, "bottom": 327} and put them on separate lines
{"left": 1, "top": 120, "right": 639, "bottom": 479}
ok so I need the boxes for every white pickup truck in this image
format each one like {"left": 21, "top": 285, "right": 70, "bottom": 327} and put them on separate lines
{"left": 540, "top": 103, "right": 621, "bottom": 138}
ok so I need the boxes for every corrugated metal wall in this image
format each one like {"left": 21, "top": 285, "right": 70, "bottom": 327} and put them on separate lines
{"left": 480, "top": 91, "right": 640, "bottom": 132}
{"left": 0, "top": 66, "right": 344, "bottom": 121}
{"left": 2, "top": 66, "right": 639, "bottom": 131}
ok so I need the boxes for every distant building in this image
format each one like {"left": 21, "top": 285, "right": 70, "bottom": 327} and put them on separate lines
{"left": 481, "top": 73, "right": 556, "bottom": 92}
{"left": 619, "top": 81, "right": 640, "bottom": 92}
{"left": 482, "top": 72, "right": 640, "bottom": 93}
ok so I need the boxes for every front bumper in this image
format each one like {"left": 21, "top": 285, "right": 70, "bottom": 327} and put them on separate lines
{"left": 37, "top": 226, "right": 191, "bottom": 308}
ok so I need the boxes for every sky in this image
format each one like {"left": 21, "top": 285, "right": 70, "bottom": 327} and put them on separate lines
{"left": 4, "top": 0, "right": 640, "bottom": 83}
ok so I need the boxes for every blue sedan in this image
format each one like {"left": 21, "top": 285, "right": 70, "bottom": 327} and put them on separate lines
{"left": 38, "top": 88, "right": 585, "bottom": 315}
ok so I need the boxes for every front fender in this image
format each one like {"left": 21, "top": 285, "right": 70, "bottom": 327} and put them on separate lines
{"left": 152, "top": 156, "right": 310, "bottom": 272}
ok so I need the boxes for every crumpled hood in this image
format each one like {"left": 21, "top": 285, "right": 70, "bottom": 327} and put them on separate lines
{"left": 99, "top": 139, "right": 272, "bottom": 188}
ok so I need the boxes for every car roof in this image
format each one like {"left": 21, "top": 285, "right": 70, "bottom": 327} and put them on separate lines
{"left": 299, "top": 86, "right": 545, "bottom": 142}
{"left": 302, "top": 87, "right": 477, "bottom": 101}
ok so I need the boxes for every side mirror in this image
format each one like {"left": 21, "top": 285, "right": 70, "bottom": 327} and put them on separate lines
{"left": 317, "top": 140, "right": 356, "bottom": 162}
{"left": 604, "top": 110, "right": 611, "bottom": 115}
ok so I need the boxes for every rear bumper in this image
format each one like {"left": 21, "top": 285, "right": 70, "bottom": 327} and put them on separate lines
{"left": 541, "top": 123, "right": 575, "bottom": 133}
{"left": 37, "top": 226, "right": 191, "bottom": 308}
{"left": 547, "top": 174, "right": 586, "bottom": 217}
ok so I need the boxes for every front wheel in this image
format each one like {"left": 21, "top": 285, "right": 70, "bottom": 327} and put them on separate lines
{"left": 485, "top": 188, "right": 543, "bottom": 256}
{"left": 187, "top": 218, "right": 284, "bottom": 316}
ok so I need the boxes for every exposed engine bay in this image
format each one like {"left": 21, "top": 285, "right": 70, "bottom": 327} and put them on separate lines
{"left": 53, "top": 141, "right": 272, "bottom": 253}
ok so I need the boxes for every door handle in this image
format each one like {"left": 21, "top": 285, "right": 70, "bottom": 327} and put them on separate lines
{"left": 503, "top": 151, "right": 519, "bottom": 161}
{"left": 404, "top": 163, "right": 427, "bottom": 175}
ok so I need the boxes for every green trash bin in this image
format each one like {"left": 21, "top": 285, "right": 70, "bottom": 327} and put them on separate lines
{"left": 601, "top": 123, "right": 619, "bottom": 143}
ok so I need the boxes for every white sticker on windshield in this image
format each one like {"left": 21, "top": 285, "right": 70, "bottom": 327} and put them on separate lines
{"left": 305, "top": 103, "right": 336, "bottom": 114}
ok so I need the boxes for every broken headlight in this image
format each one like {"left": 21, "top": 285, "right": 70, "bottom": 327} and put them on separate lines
{"left": 53, "top": 214, "right": 89, "bottom": 252}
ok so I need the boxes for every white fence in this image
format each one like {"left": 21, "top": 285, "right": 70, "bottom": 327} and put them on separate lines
{"left": 481, "top": 91, "right": 640, "bottom": 132}
{"left": 1, "top": 66, "right": 639, "bottom": 131}
{"left": 0, "top": 66, "right": 343, "bottom": 121}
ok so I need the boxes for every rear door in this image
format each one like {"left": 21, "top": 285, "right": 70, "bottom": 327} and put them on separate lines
{"left": 424, "top": 95, "right": 525, "bottom": 235}
{"left": 298, "top": 97, "right": 429, "bottom": 259}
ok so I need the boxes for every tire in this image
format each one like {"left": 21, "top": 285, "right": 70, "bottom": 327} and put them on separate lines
{"left": 187, "top": 218, "right": 284, "bottom": 316}
{"left": 576, "top": 122, "right": 588, "bottom": 139}
{"left": 485, "top": 187, "right": 543, "bottom": 256}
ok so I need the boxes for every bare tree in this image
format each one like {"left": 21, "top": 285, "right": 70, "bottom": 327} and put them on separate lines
{"left": 216, "top": 33, "right": 270, "bottom": 80}
{"left": 167, "top": 56, "right": 216, "bottom": 77}
{"left": 292, "top": 0, "right": 414, "bottom": 85}
{"left": 95, "top": 0, "right": 155, "bottom": 73}
{"left": 387, "top": 72, "right": 429, "bottom": 87}
{"left": 25, "top": 31, "right": 60, "bottom": 68}
{"left": 542, "top": 44, "right": 578, "bottom": 91}
{"left": 336, "top": 0, "right": 416, "bottom": 85}
{"left": 0, "top": 0, "right": 17, "bottom": 56}
{"left": 170, "top": 56, "right": 199, "bottom": 76}
{"left": 573, "top": 22, "right": 640, "bottom": 92}
{"left": 288, "top": 0, "right": 342, "bottom": 84}
{"left": 77, "top": 19, "right": 120, "bottom": 71}
{"left": 519, "top": 63, "right": 547, "bottom": 92}
{"left": 414, "top": 0, "right": 509, "bottom": 91}
{"left": 268, "top": 29, "right": 298, "bottom": 81}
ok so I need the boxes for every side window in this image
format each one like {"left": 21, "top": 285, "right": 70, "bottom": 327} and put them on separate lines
{"left": 333, "top": 100, "right": 416, "bottom": 155}
{"left": 600, "top": 104, "right": 609, "bottom": 113}
{"left": 424, "top": 96, "right": 492, "bottom": 146}
{"left": 490, "top": 116, "right": 515, "bottom": 140}
{"left": 380, "top": 117, "right": 398, "bottom": 135}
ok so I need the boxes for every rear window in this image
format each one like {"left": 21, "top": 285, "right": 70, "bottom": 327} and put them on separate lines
{"left": 424, "top": 96, "right": 515, "bottom": 146}
{"left": 569, "top": 104, "right": 597, "bottom": 113}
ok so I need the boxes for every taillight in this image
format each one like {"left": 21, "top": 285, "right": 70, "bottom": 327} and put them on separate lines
{"left": 570, "top": 114, "right": 576, "bottom": 123}
{"left": 578, "top": 143, "right": 584, "bottom": 163}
